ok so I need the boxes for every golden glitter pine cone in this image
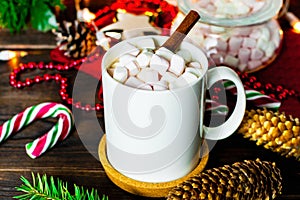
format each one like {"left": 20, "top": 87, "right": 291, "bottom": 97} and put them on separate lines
{"left": 238, "top": 108, "right": 300, "bottom": 160}
{"left": 167, "top": 159, "right": 282, "bottom": 200}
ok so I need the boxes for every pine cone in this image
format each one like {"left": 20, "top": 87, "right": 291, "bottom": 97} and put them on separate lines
{"left": 53, "top": 20, "right": 96, "bottom": 58}
{"left": 238, "top": 108, "right": 300, "bottom": 160}
{"left": 167, "top": 159, "right": 282, "bottom": 200}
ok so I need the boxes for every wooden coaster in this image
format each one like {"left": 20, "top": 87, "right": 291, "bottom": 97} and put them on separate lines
{"left": 98, "top": 135, "right": 209, "bottom": 198}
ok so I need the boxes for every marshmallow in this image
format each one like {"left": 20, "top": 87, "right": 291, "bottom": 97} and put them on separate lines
{"left": 265, "top": 43, "right": 276, "bottom": 58}
{"left": 150, "top": 54, "right": 169, "bottom": 75}
{"left": 113, "top": 66, "right": 128, "bottom": 83}
{"left": 137, "top": 68, "right": 159, "bottom": 83}
{"left": 248, "top": 60, "right": 262, "bottom": 70}
{"left": 185, "top": 67, "right": 203, "bottom": 78}
{"left": 242, "top": 37, "right": 256, "bottom": 49}
{"left": 160, "top": 71, "right": 178, "bottom": 83}
{"left": 169, "top": 72, "right": 198, "bottom": 89}
{"left": 169, "top": 54, "right": 186, "bottom": 76}
{"left": 188, "top": 61, "right": 202, "bottom": 69}
{"left": 238, "top": 48, "right": 251, "bottom": 64}
{"left": 123, "top": 42, "right": 141, "bottom": 56}
{"left": 124, "top": 76, "right": 152, "bottom": 90}
{"left": 125, "top": 60, "right": 140, "bottom": 76}
{"left": 155, "top": 47, "right": 174, "bottom": 60}
{"left": 260, "top": 27, "right": 271, "bottom": 41}
{"left": 119, "top": 54, "right": 136, "bottom": 66}
{"left": 250, "top": 49, "right": 264, "bottom": 60}
{"left": 250, "top": 29, "right": 262, "bottom": 39}
{"left": 136, "top": 51, "right": 153, "bottom": 68}
{"left": 152, "top": 80, "right": 168, "bottom": 91}
{"left": 229, "top": 37, "right": 243, "bottom": 52}
{"left": 216, "top": 39, "right": 228, "bottom": 51}
{"left": 176, "top": 49, "right": 193, "bottom": 63}
{"left": 133, "top": 38, "right": 156, "bottom": 50}
{"left": 203, "top": 37, "right": 218, "bottom": 50}
{"left": 224, "top": 55, "right": 239, "bottom": 67}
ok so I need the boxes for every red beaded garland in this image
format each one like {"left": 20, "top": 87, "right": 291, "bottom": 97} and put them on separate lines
{"left": 9, "top": 53, "right": 104, "bottom": 111}
{"left": 237, "top": 71, "right": 299, "bottom": 101}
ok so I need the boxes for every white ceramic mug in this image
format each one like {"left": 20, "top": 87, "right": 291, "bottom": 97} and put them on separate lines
{"left": 101, "top": 35, "right": 246, "bottom": 183}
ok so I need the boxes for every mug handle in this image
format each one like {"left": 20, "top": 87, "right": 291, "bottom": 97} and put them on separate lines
{"left": 203, "top": 66, "right": 246, "bottom": 140}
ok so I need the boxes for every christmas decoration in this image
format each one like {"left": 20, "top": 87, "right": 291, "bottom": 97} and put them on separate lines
{"left": 238, "top": 108, "right": 300, "bottom": 161}
{"left": 0, "top": 0, "right": 65, "bottom": 33}
{"left": 14, "top": 173, "right": 108, "bottom": 200}
{"left": 9, "top": 56, "right": 104, "bottom": 111}
{"left": 167, "top": 159, "right": 282, "bottom": 200}
{"left": 224, "top": 81, "right": 281, "bottom": 110}
{"left": 53, "top": 20, "right": 97, "bottom": 59}
{"left": 0, "top": 102, "right": 74, "bottom": 159}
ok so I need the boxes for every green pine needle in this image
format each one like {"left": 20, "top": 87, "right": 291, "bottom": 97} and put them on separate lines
{"left": 14, "top": 173, "right": 108, "bottom": 200}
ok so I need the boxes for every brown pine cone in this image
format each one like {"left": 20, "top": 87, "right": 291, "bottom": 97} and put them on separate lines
{"left": 53, "top": 20, "right": 96, "bottom": 58}
{"left": 166, "top": 159, "right": 282, "bottom": 200}
{"left": 238, "top": 108, "right": 300, "bottom": 160}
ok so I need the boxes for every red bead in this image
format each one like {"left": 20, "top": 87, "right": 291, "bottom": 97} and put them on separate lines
{"left": 13, "top": 68, "right": 20, "bottom": 74}
{"left": 74, "top": 102, "right": 81, "bottom": 109}
{"left": 59, "top": 89, "right": 67, "bottom": 96}
{"left": 260, "top": 90, "right": 265, "bottom": 95}
{"left": 289, "top": 90, "right": 296, "bottom": 96}
{"left": 25, "top": 78, "right": 33, "bottom": 86}
{"left": 34, "top": 76, "right": 43, "bottom": 83}
{"left": 265, "top": 83, "right": 273, "bottom": 90}
{"left": 19, "top": 65, "right": 26, "bottom": 71}
{"left": 56, "top": 65, "right": 63, "bottom": 71}
{"left": 54, "top": 74, "right": 62, "bottom": 81}
{"left": 48, "top": 63, "right": 54, "bottom": 69}
{"left": 276, "top": 85, "right": 283, "bottom": 92}
{"left": 43, "top": 74, "right": 51, "bottom": 81}
{"left": 214, "top": 87, "right": 221, "bottom": 93}
{"left": 269, "top": 94, "right": 275, "bottom": 99}
{"left": 249, "top": 76, "right": 256, "bottom": 82}
{"left": 10, "top": 80, "right": 16, "bottom": 86}
{"left": 61, "top": 93, "right": 68, "bottom": 100}
{"left": 67, "top": 98, "right": 73, "bottom": 105}
{"left": 85, "top": 104, "right": 92, "bottom": 111}
{"left": 253, "top": 82, "right": 262, "bottom": 89}
{"left": 60, "top": 78, "right": 67, "bottom": 84}
{"left": 9, "top": 73, "right": 16, "bottom": 79}
{"left": 17, "top": 82, "right": 23, "bottom": 88}
{"left": 212, "top": 95, "right": 219, "bottom": 100}
{"left": 38, "top": 62, "right": 44, "bottom": 69}
{"left": 28, "top": 62, "right": 35, "bottom": 69}
{"left": 95, "top": 103, "right": 102, "bottom": 111}
{"left": 60, "top": 83, "right": 68, "bottom": 90}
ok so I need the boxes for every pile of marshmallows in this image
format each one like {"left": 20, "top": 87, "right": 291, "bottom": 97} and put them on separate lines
{"left": 194, "top": 0, "right": 266, "bottom": 18}
{"left": 107, "top": 38, "right": 203, "bottom": 91}
{"left": 172, "top": 14, "right": 281, "bottom": 72}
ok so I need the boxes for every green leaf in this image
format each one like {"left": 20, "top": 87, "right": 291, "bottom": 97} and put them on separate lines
{"left": 14, "top": 173, "right": 108, "bottom": 200}
{"left": 30, "top": 0, "right": 58, "bottom": 32}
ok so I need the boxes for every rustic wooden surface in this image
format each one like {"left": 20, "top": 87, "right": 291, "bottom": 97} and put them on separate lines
{"left": 0, "top": 1, "right": 299, "bottom": 199}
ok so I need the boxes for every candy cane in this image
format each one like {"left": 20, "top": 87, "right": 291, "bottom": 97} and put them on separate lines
{"left": 224, "top": 81, "right": 281, "bottom": 110}
{"left": 0, "top": 102, "right": 74, "bottom": 159}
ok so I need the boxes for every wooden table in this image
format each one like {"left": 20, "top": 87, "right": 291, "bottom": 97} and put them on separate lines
{"left": 0, "top": 1, "right": 299, "bottom": 199}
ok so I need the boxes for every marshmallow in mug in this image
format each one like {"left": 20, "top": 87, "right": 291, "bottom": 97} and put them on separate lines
{"left": 107, "top": 38, "right": 204, "bottom": 91}
{"left": 172, "top": 13, "right": 281, "bottom": 72}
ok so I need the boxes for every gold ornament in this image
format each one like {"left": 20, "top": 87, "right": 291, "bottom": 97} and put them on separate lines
{"left": 238, "top": 108, "right": 300, "bottom": 160}
{"left": 167, "top": 159, "right": 282, "bottom": 200}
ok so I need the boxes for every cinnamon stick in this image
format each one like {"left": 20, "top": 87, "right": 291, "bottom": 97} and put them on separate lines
{"left": 161, "top": 10, "right": 200, "bottom": 52}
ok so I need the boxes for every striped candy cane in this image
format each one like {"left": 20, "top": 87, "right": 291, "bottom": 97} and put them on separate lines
{"left": 0, "top": 102, "right": 74, "bottom": 159}
{"left": 224, "top": 81, "right": 281, "bottom": 110}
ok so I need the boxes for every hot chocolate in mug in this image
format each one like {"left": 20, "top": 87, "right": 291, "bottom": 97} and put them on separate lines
{"left": 101, "top": 35, "right": 246, "bottom": 183}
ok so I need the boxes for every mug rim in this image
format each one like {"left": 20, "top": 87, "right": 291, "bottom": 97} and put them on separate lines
{"left": 101, "top": 35, "right": 209, "bottom": 93}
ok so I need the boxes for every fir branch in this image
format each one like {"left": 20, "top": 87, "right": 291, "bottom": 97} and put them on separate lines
{"left": 14, "top": 173, "right": 108, "bottom": 200}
